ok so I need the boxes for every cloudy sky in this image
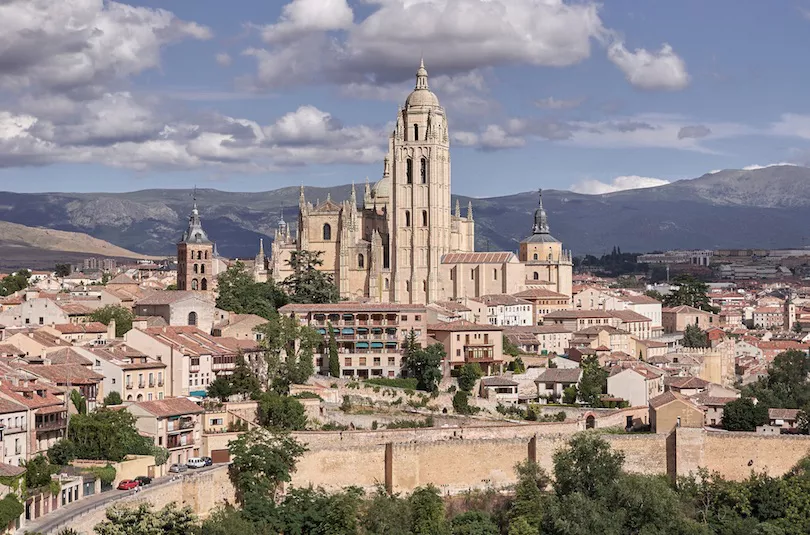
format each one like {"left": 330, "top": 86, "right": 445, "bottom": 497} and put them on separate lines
{"left": 1, "top": 0, "right": 810, "bottom": 196}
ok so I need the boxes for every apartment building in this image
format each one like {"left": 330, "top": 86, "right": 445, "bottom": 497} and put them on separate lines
{"left": 279, "top": 303, "right": 427, "bottom": 379}
{"left": 128, "top": 397, "right": 204, "bottom": 467}
{"left": 470, "top": 294, "right": 533, "bottom": 327}
{"left": 427, "top": 320, "right": 504, "bottom": 375}
{"left": 543, "top": 310, "right": 620, "bottom": 331}
{"left": 0, "top": 398, "right": 28, "bottom": 466}
{"left": 511, "top": 288, "right": 571, "bottom": 325}
{"left": 0, "top": 378, "right": 67, "bottom": 456}
{"left": 84, "top": 344, "right": 167, "bottom": 403}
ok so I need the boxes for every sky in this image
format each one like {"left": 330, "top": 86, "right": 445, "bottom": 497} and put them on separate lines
{"left": 2, "top": 0, "right": 810, "bottom": 197}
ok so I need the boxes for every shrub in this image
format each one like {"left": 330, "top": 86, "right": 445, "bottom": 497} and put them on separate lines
{"left": 0, "top": 494, "right": 23, "bottom": 528}
{"left": 322, "top": 423, "right": 349, "bottom": 431}
{"left": 364, "top": 377, "right": 419, "bottom": 390}
{"left": 341, "top": 395, "right": 353, "bottom": 412}
{"left": 293, "top": 391, "right": 322, "bottom": 400}
{"left": 453, "top": 391, "right": 477, "bottom": 415}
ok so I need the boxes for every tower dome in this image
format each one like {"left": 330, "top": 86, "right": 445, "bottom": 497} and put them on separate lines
{"left": 405, "top": 59, "right": 440, "bottom": 108}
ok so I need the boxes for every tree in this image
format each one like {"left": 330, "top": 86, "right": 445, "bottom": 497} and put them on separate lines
{"left": 207, "top": 375, "right": 234, "bottom": 402}
{"left": 69, "top": 409, "right": 152, "bottom": 462}
{"left": 48, "top": 439, "right": 76, "bottom": 466}
{"left": 0, "top": 269, "right": 30, "bottom": 297}
{"left": 457, "top": 363, "right": 482, "bottom": 393}
{"left": 23, "top": 455, "right": 57, "bottom": 491}
{"left": 327, "top": 322, "right": 340, "bottom": 378}
{"left": 228, "top": 428, "right": 307, "bottom": 503}
{"left": 663, "top": 274, "right": 718, "bottom": 313}
{"left": 452, "top": 391, "right": 475, "bottom": 415}
{"left": 511, "top": 460, "right": 549, "bottom": 525}
{"left": 507, "top": 517, "right": 538, "bottom": 535}
{"left": 562, "top": 386, "right": 578, "bottom": 405}
{"left": 216, "top": 261, "right": 288, "bottom": 319}
{"left": 102, "top": 391, "right": 122, "bottom": 406}
{"left": 408, "top": 485, "right": 447, "bottom": 535}
{"left": 257, "top": 392, "right": 307, "bottom": 430}
{"left": 552, "top": 433, "right": 624, "bottom": 499}
{"left": 70, "top": 389, "right": 87, "bottom": 415}
{"left": 255, "top": 313, "right": 320, "bottom": 394}
{"left": 503, "top": 335, "right": 521, "bottom": 357}
{"left": 577, "top": 355, "right": 607, "bottom": 407}
{"left": 644, "top": 289, "right": 664, "bottom": 301}
{"left": 682, "top": 324, "right": 710, "bottom": 348}
{"left": 362, "top": 486, "right": 413, "bottom": 535}
{"left": 230, "top": 353, "right": 262, "bottom": 399}
{"left": 54, "top": 264, "right": 71, "bottom": 277}
{"left": 89, "top": 305, "right": 134, "bottom": 337}
{"left": 743, "top": 349, "right": 810, "bottom": 409}
{"left": 722, "top": 397, "right": 768, "bottom": 432}
{"left": 404, "top": 342, "right": 444, "bottom": 392}
{"left": 94, "top": 503, "right": 197, "bottom": 535}
{"left": 450, "top": 511, "right": 498, "bottom": 535}
{"left": 508, "top": 356, "right": 526, "bottom": 374}
{"left": 282, "top": 250, "right": 340, "bottom": 304}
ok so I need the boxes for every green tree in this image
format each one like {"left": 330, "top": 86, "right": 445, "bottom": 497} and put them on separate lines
{"left": 508, "top": 356, "right": 526, "bottom": 374}
{"left": 553, "top": 433, "right": 624, "bottom": 499}
{"left": 577, "top": 355, "right": 607, "bottom": 407}
{"left": 47, "top": 439, "right": 76, "bottom": 466}
{"left": 255, "top": 313, "right": 320, "bottom": 394}
{"left": 362, "top": 486, "right": 412, "bottom": 535}
{"left": 452, "top": 391, "right": 475, "bottom": 415}
{"left": 722, "top": 397, "right": 769, "bottom": 431}
{"left": 54, "top": 264, "right": 71, "bottom": 277}
{"left": 327, "top": 322, "right": 340, "bottom": 378}
{"left": 230, "top": 353, "right": 262, "bottom": 399}
{"left": 743, "top": 349, "right": 810, "bottom": 409}
{"left": 404, "top": 342, "right": 444, "bottom": 392}
{"left": 227, "top": 428, "right": 307, "bottom": 503}
{"left": 216, "top": 261, "right": 288, "bottom": 319}
{"left": 23, "top": 455, "right": 57, "bottom": 492}
{"left": 507, "top": 517, "right": 538, "bottom": 535}
{"left": 94, "top": 502, "right": 197, "bottom": 535}
{"left": 503, "top": 335, "right": 521, "bottom": 357}
{"left": 282, "top": 250, "right": 340, "bottom": 304}
{"left": 196, "top": 507, "right": 258, "bottom": 535}
{"left": 450, "top": 511, "right": 498, "bottom": 535}
{"left": 70, "top": 389, "right": 87, "bottom": 415}
{"left": 0, "top": 269, "right": 30, "bottom": 296}
{"left": 457, "top": 363, "right": 483, "bottom": 393}
{"left": 644, "top": 289, "right": 664, "bottom": 301}
{"left": 102, "top": 391, "right": 123, "bottom": 406}
{"left": 89, "top": 305, "right": 134, "bottom": 337}
{"left": 257, "top": 392, "right": 307, "bottom": 430}
{"left": 511, "top": 460, "right": 549, "bottom": 525}
{"left": 409, "top": 485, "right": 448, "bottom": 535}
{"left": 562, "top": 386, "right": 578, "bottom": 405}
{"left": 69, "top": 409, "right": 152, "bottom": 462}
{"left": 682, "top": 324, "right": 710, "bottom": 348}
{"left": 207, "top": 375, "right": 234, "bottom": 402}
{"left": 798, "top": 402, "right": 810, "bottom": 434}
{"left": 663, "top": 274, "right": 718, "bottom": 313}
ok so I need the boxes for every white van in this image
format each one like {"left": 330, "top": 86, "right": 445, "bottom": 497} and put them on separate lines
{"left": 186, "top": 457, "right": 206, "bottom": 469}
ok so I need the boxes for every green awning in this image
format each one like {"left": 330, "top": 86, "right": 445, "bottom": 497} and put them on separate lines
{"left": 356, "top": 342, "right": 369, "bottom": 349}
{"left": 385, "top": 342, "right": 398, "bottom": 347}
{"left": 341, "top": 328, "right": 354, "bottom": 335}
{"left": 357, "top": 327, "right": 368, "bottom": 333}
{"left": 317, "top": 328, "right": 327, "bottom": 334}
{"left": 371, "top": 342, "right": 383, "bottom": 348}
{"left": 372, "top": 328, "right": 382, "bottom": 333}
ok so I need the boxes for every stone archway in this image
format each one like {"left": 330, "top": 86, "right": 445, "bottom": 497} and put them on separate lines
{"left": 583, "top": 411, "right": 597, "bottom": 429}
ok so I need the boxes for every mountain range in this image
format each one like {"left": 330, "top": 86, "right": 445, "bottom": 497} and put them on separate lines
{"left": 2, "top": 165, "right": 810, "bottom": 260}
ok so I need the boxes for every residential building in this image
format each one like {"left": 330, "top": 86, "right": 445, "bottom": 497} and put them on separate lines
{"left": 543, "top": 310, "right": 619, "bottom": 331}
{"left": 211, "top": 313, "right": 268, "bottom": 341}
{"left": 768, "top": 408, "right": 799, "bottom": 431}
{"left": 427, "top": 320, "right": 504, "bottom": 375}
{"left": 534, "top": 368, "right": 582, "bottom": 403}
{"left": 571, "top": 325, "right": 632, "bottom": 355}
{"left": 86, "top": 344, "right": 167, "bottom": 402}
{"left": 649, "top": 391, "right": 705, "bottom": 433}
{"left": 610, "top": 310, "right": 653, "bottom": 340}
{"left": 666, "top": 376, "right": 710, "bottom": 397}
{"left": 471, "top": 294, "right": 533, "bottom": 327}
{"left": 134, "top": 291, "right": 217, "bottom": 334}
{"left": 0, "top": 378, "right": 67, "bottom": 456}
{"left": 51, "top": 322, "right": 112, "bottom": 346}
{"left": 511, "top": 288, "right": 571, "bottom": 325}
{"left": 426, "top": 301, "right": 473, "bottom": 323}
{"left": 17, "top": 364, "right": 104, "bottom": 412}
{"left": 662, "top": 305, "right": 716, "bottom": 333}
{"left": 479, "top": 377, "right": 519, "bottom": 405}
{"left": 0, "top": 298, "right": 69, "bottom": 328}
{"left": 502, "top": 325, "right": 572, "bottom": 356}
{"left": 279, "top": 303, "right": 427, "bottom": 379}
{"left": 751, "top": 307, "right": 783, "bottom": 330}
{"left": 621, "top": 294, "right": 663, "bottom": 329}
{"left": 607, "top": 363, "right": 665, "bottom": 407}
{"left": 0, "top": 398, "right": 28, "bottom": 466}
{"left": 690, "top": 391, "right": 738, "bottom": 427}
{"left": 128, "top": 397, "right": 204, "bottom": 466}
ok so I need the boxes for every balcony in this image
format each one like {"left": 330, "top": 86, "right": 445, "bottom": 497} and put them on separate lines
{"left": 125, "top": 383, "right": 133, "bottom": 390}
{"left": 36, "top": 419, "right": 67, "bottom": 433}
{"left": 189, "top": 365, "right": 200, "bottom": 373}
{"left": 167, "top": 418, "right": 195, "bottom": 434}
{"left": 138, "top": 382, "right": 145, "bottom": 388}
{"left": 166, "top": 436, "right": 194, "bottom": 449}
{"left": 148, "top": 380, "right": 155, "bottom": 387}
{"left": 157, "top": 380, "right": 164, "bottom": 387}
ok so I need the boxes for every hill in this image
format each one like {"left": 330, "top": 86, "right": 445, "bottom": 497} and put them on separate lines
{"left": 2, "top": 165, "right": 810, "bottom": 257}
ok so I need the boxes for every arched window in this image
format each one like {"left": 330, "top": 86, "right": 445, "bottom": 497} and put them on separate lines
{"left": 422, "top": 210, "right": 428, "bottom": 226}
{"left": 193, "top": 264, "right": 199, "bottom": 274}
{"left": 414, "top": 124, "right": 419, "bottom": 140}
{"left": 420, "top": 158, "right": 427, "bottom": 183}
{"left": 406, "top": 159, "right": 413, "bottom": 184}
{"left": 533, "top": 272, "right": 539, "bottom": 280}
{"left": 188, "top": 311, "right": 198, "bottom": 326}
{"left": 126, "top": 395, "right": 133, "bottom": 401}
{"left": 323, "top": 223, "right": 332, "bottom": 241}
{"left": 200, "top": 265, "right": 205, "bottom": 274}
{"left": 533, "top": 253, "right": 538, "bottom": 260}
{"left": 136, "top": 394, "right": 143, "bottom": 402}
{"left": 384, "top": 278, "right": 390, "bottom": 290}
{"left": 201, "top": 278, "right": 208, "bottom": 291}
{"left": 358, "top": 254, "right": 365, "bottom": 269}
{"left": 197, "top": 251, "right": 202, "bottom": 260}
{"left": 191, "top": 279, "right": 199, "bottom": 290}
{"left": 405, "top": 211, "right": 411, "bottom": 227}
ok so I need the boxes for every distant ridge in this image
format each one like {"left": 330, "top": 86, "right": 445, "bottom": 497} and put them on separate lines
{"left": 2, "top": 165, "right": 810, "bottom": 257}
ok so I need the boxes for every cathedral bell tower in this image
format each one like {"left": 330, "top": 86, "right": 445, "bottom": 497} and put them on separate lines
{"left": 390, "top": 59, "right": 451, "bottom": 304}
{"left": 177, "top": 197, "right": 214, "bottom": 292}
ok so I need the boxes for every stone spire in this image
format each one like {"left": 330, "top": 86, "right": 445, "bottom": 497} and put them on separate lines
{"left": 467, "top": 201, "right": 473, "bottom": 221}
{"left": 532, "top": 189, "right": 550, "bottom": 234}
{"left": 383, "top": 156, "right": 391, "bottom": 178}
{"left": 350, "top": 182, "right": 357, "bottom": 205}
{"left": 455, "top": 199, "right": 461, "bottom": 218}
{"left": 416, "top": 57, "right": 429, "bottom": 90}
{"left": 299, "top": 184, "right": 306, "bottom": 208}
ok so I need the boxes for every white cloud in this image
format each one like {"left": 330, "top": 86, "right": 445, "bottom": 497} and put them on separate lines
{"left": 215, "top": 53, "right": 232, "bottom": 67}
{"left": 0, "top": 0, "right": 212, "bottom": 92}
{"left": 261, "top": 0, "right": 353, "bottom": 43}
{"left": 742, "top": 162, "right": 798, "bottom": 171}
{"left": 770, "top": 113, "right": 810, "bottom": 139}
{"left": 535, "top": 97, "right": 584, "bottom": 110}
{"left": 606, "top": 42, "right": 689, "bottom": 91}
{"left": 570, "top": 175, "right": 670, "bottom": 194}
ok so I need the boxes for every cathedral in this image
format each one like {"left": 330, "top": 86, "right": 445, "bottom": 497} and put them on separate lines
{"left": 265, "top": 59, "right": 572, "bottom": 304}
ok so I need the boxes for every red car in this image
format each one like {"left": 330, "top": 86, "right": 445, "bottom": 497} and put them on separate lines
{"left": 117, "top": 480, "right": 139, "bottom": 490}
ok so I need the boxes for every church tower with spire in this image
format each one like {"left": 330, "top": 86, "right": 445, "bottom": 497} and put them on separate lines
{"left": 177, "top": 197, "right": 214, "bottom": 292}
{"left": 519, "top": 190, "right": 573, "bottom": 297}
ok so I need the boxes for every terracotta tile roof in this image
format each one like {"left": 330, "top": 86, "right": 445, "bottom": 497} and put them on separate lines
{"left": 534, "top": 368, "right": 582, "bottom": 384}
{"left": 59, "top": 303, "right": 95, "bottom": 315}
{"left": 622, "top": 294, "right": 662, "bottom": 305}
{"left": 649, "top": 390, "right": 702, "bottom": 410}
{"left": 431, "top": 301, "right": 471, "bottom": 312}
{"left": 544, "top": 310, "right": 615, "bottom": 319}
{"left": 0, "top": 397, "right": 27, "bottom": 414}
{"left": 768, "top": 408, "right": 799, "bottom": 420}
{"left": 45, "top": 348, "right": 93, "bottom": 366}
{"left": 20, "top": 364, "right": 104, "bottom": 385}
{"left": 441, "top": 252, "right": 516, "bottom": 264}
{"left": 610, "top": 310, "right": 652, "bottom": 323}
{"left": 0, "top": 463, "right": 25, "bottom": 477}
{"left": 130, "top": 397, "right": 203, "bottom": 418}
{"left": 609, "top": 362, "right": 665, "bottom": 379}
{"left": 136, "top": 291, "right": 213, "bottom": 306}
{"left": 52, "top": 322, "right": 108, "bottom": 335}
{"left": 662, "top": 305, "right": 710, "bottom": 315}
{"left": 279, "top": 302, "right": 426, "bottom": 313}
{"left": 0, "top": 383, "right": 65, "bottom": 410}
{"left": 143, "top": 326, "right": 238, "bottom": 357}
{"left": 481, "top": 376, "right": 519, "bottom": 387}
{"left": 690, "top": 392, "right": 737, "bottom": 407}
{"left": 667, "top": 376, "right": 710, "bottom": 389}
{"left": 575, "top": 325, "right": 630, "bottom": 335}
{"left": 108, "top": 274, "right": 138, "bottom": 285}
{"left": 636, "top": 339, "right": 668, "bottom": 348}
{"left": 427, "top": 319, "right": 503, "bottom": 332}
{"left": 0, "top": 344, "right": 24, "bottom": 356}
{"left": 512, "top": 288, "right": 569, "bottom": 299}
{"left": 503, "top": 325, "right": 572, "bottom": 335}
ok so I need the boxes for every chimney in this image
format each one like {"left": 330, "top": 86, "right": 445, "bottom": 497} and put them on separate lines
{"left": 108, "top": 319, "right": 116, "bottom": 339}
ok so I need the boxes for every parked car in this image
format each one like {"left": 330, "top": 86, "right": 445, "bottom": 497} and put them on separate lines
{"left": 186, "top": 457, "right": 206, "bottom": 469}
{"left": 117, "top": 480, "right": 139, "bottom": 490}
{"left": 202, "top": 457, "right": 213, "bottom": 466}
{"left": 169, "top": 463, "right": 187, "bottom": 473}
{"left": 135, "top": 476, "right": 152, "bottom": 485}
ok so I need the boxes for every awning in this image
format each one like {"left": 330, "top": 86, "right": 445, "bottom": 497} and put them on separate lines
{"left": 356, "top": 342, "right": 369, "bottom": 349}
{"left": 371, "top": 328, "right": 382, "bottom": 334}
{"left": 341, "top": 328, "right": 354, "bottom": 335}
{"left": 386, "top": 342, "right": 398, "bottom": 347}
{"left": 371, "top": 342, "right": 384, "bottom": 349}
{"left": 357, "top": 327, "right": 368, "bottom": 333}
{"left": 189, "top": 390, "right": 207, "bottom": 398}
{"left": 317, "top": 328, "right": 327, "bottom": 334}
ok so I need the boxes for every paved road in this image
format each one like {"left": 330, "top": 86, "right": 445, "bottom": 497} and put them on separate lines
{"left": 18, "top": 465, "right": 221, "bottom": 535}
